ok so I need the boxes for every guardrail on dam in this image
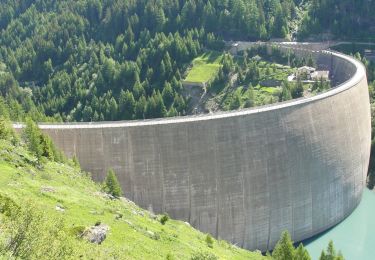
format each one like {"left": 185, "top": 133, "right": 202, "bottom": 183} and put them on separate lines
{"left": 16, "top": 46, "right": 371, "bottom": 251}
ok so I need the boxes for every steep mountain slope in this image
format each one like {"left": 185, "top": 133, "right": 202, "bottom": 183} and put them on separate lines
{"left": 0, "top": 138, "right": 264, "bottom": 259}
{"left": 298, "top": 0, "right": 375, "bottom": 40}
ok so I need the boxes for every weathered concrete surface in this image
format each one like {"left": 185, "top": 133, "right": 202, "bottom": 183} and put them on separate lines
{"left": 17, "top": 49, "right": 371, "bottom": 251}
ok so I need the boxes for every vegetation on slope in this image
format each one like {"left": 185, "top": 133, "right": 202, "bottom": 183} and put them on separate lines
{"left": 0, "top": 0, "right": 299, "bottom": 123}
{"left": 194, "top": 45, "right": 328, "bottom": 113}
{"left": 298, "top": 0, "right": 375, "bottom": 40}
{"left": 184, "top": 52, "right": 223, "bottom": 84}
{"left": 0, "top": 0, "right": 372, "bottom": 124}
{"left": 0, "top": 114, "right": 343, "bottom": 259}
{"left": 0, "top": 120, "right": 265, "bottom": 259}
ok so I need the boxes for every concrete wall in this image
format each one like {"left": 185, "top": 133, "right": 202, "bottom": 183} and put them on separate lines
{"left": 28, "top": 49, "right": 371, "bottom": 252}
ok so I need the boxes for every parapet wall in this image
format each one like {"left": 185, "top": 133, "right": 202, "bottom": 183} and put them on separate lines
{"left": 22, "top": 48, "right": 371, "bottom": 251}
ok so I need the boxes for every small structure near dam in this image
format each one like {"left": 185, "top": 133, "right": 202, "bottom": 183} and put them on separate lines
{"left": 15, "top": 43, "right": 371, "bottom": 252}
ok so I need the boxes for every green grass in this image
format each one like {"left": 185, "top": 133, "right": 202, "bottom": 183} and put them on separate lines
{"left": 259, "top": 86, "right": 280, "bottom": 94}
{"left": 184, "top": 51, "right": 223, "bottom": 83}
{"left": 0, "top": 140, "right": 264, "bottom": 260}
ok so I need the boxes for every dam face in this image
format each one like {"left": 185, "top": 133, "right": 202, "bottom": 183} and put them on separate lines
{"left": 32, "top": 48, "right": 371, "bottom": 251}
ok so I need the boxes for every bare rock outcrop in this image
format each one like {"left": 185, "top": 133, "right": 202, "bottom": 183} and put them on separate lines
{"left": 82, "top": 224, "right": 109, "bottom": 244}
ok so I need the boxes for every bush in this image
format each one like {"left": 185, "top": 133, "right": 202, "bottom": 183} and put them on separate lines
{"left": 205, "top": 234, "right": 214, "bottom": 248}
{"left": 72, "top": 154, "right": 81, "bottom": 169}
{"left": 160, "top": 214, "right": 169, "bottom": 225}
{"left": 166, "top": 253, "right": 175, "bottom": 260}
{"left": 103, "top": 169, "right": 123, "bottom": 198}
{"left": 0, "top": 196, "right": 78, "bottom": 259}
{"left": 190, "top": 251, "right": 218, "bottom": 260}
{"left": 0, "top": 194, "right": 19, "bottom": 216}
{"left": 0, "top": 116, "right": 17, "bottom": 143}
{"left": 69, "top": 225, "right": 86, "bottom": 237}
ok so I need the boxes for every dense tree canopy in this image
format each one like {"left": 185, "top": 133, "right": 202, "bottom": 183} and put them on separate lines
{"left": 298, "top": 0, "right": 375, "bottom": 40}
{"left": 0, "top": 0, "right": 299, "bottom": 122}
{"left": 0, "top": 0, "right": 371, "bottom": 122}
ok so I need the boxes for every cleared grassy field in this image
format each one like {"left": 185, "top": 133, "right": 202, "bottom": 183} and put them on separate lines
{"left": 184, "top": 51, "right": 223, "bottom": 83}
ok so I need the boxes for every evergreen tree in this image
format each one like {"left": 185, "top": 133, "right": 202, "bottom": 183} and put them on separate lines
{"left": 119, "top": 90, "right": 135, "bottom": 120}
{"left": 244, "top": 86, "right": 255, "bottom": 108}
{"left": 292, "top": 79, "right": 304, "bottom": 98}
{"left": 280, "top": 81, "right": 292, "bottom": 101}
{"left": 294, "top": 243, "right": 311, "bottom": 260}
{"left": 162, "top": 82, "right": 174, "bottom": 108}
{"left": 319, "top": 241, "right": 344, "bottom": 260}
{"left": 103, "top": 169, "right": 123, "bottom": 198}
{"left": 22, "top": 118, "right": 62, "bottom": 162}
{"left": 272, "top": 231, "right": 295, "bottom": 260}
{"left": 23, "top": 118, "right": 43, "bottom": 159}
{"left": 229, "top": 91, "right": 242, "bottom": 110}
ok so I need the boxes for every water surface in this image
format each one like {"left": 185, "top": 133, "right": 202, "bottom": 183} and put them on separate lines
{"left": 305, "top": 189, "right": 375, "bottom": 260}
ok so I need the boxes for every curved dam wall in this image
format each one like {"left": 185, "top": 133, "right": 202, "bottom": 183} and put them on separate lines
{"left": 25, "top": 49, "right": 370, "bottom": 251}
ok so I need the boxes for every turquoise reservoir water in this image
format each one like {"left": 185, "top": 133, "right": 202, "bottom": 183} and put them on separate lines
{"left": 304, "top": 189, "right": 375, "bottom": 260}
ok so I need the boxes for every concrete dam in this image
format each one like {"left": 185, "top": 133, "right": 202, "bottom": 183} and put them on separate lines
{"left": 22, "top": 45, "right": 371, "bottom": 251}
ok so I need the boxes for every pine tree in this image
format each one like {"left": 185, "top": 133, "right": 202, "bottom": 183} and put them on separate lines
{"left": 294, "top": 243, "right": 311, "bottom": 260}
{"left": 23, "top": 118, "right": 43, "bottom": 159}
{"left": 135, "top": 96, "right": 146, "bottom": 119}
{"left": 119, "top": 90, "right": 135, "bottom": 120}
{"left": 281, "top": 81, "right": 292, "bottom": 101}
{"left": 162, "top": 82, "right": 174, "bottom": 108}
{"left": 244, "top": 86, "right": 255, "bottom": 108}
{"left": 319, "top": 241, "right": 344, "bottom": 260}
{"left": 272, "top": 231, "right": 295, "bottom": 260}
{"left": 104, "top": 169, "right": 123, "bottom": 198}
{"left": 229, "top": 91, "right": 242, "bottom": 110}
{"left": 292, "top": 79, "right": 304, "bottom": 98}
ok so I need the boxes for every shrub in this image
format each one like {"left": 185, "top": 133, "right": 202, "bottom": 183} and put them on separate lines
{"left": 0, "top": 116, "right": 17, "bottom": 143}
{"left": 190, "top": 251, "right": 218, "bottom": 260}
{"left": 205, "top": 234, "right": 214, "bottom": 248}
{"left": 0, "top": 194, "right": 19, "bottom": 216}
{"left": 103, "top": 169, "right": 123, "bottom": 198}
{"left": 72, "top": 154, "right": 81, "bottom": 169}
{"left": 0, "top": 197, "right": 78, "bottom": 259}
{"left": 160, "top": 213, "right": 169, "bottom": 225}
{"left": 69, "top": 226, "right": 86, "bottom": 237}
{"left": 166, "top": 253, "right": 175, "bottom": 260}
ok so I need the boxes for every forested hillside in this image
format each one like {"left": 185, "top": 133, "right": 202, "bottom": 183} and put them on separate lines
{"left": 0, "top": 0, "right": 373, "bottom": 123}
{"left": 0, "top": 0, "right": 297, "bottom": 122}
{"left": 298, "top": 0, "right": 375, "bottom": 40}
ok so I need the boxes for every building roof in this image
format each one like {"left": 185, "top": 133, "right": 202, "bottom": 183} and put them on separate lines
{"left": 311, "top": 70, "right": 330, "bottom": 80}
{"left": 297, "top": 66, "right": 316, "bottom": 72}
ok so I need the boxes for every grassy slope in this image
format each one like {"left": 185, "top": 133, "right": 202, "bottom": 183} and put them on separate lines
{"left": 184, "top": 52, "right": 223, "bottom": 83}
{"left": 0, "top": 140, "right": 264, "bottom": 260}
